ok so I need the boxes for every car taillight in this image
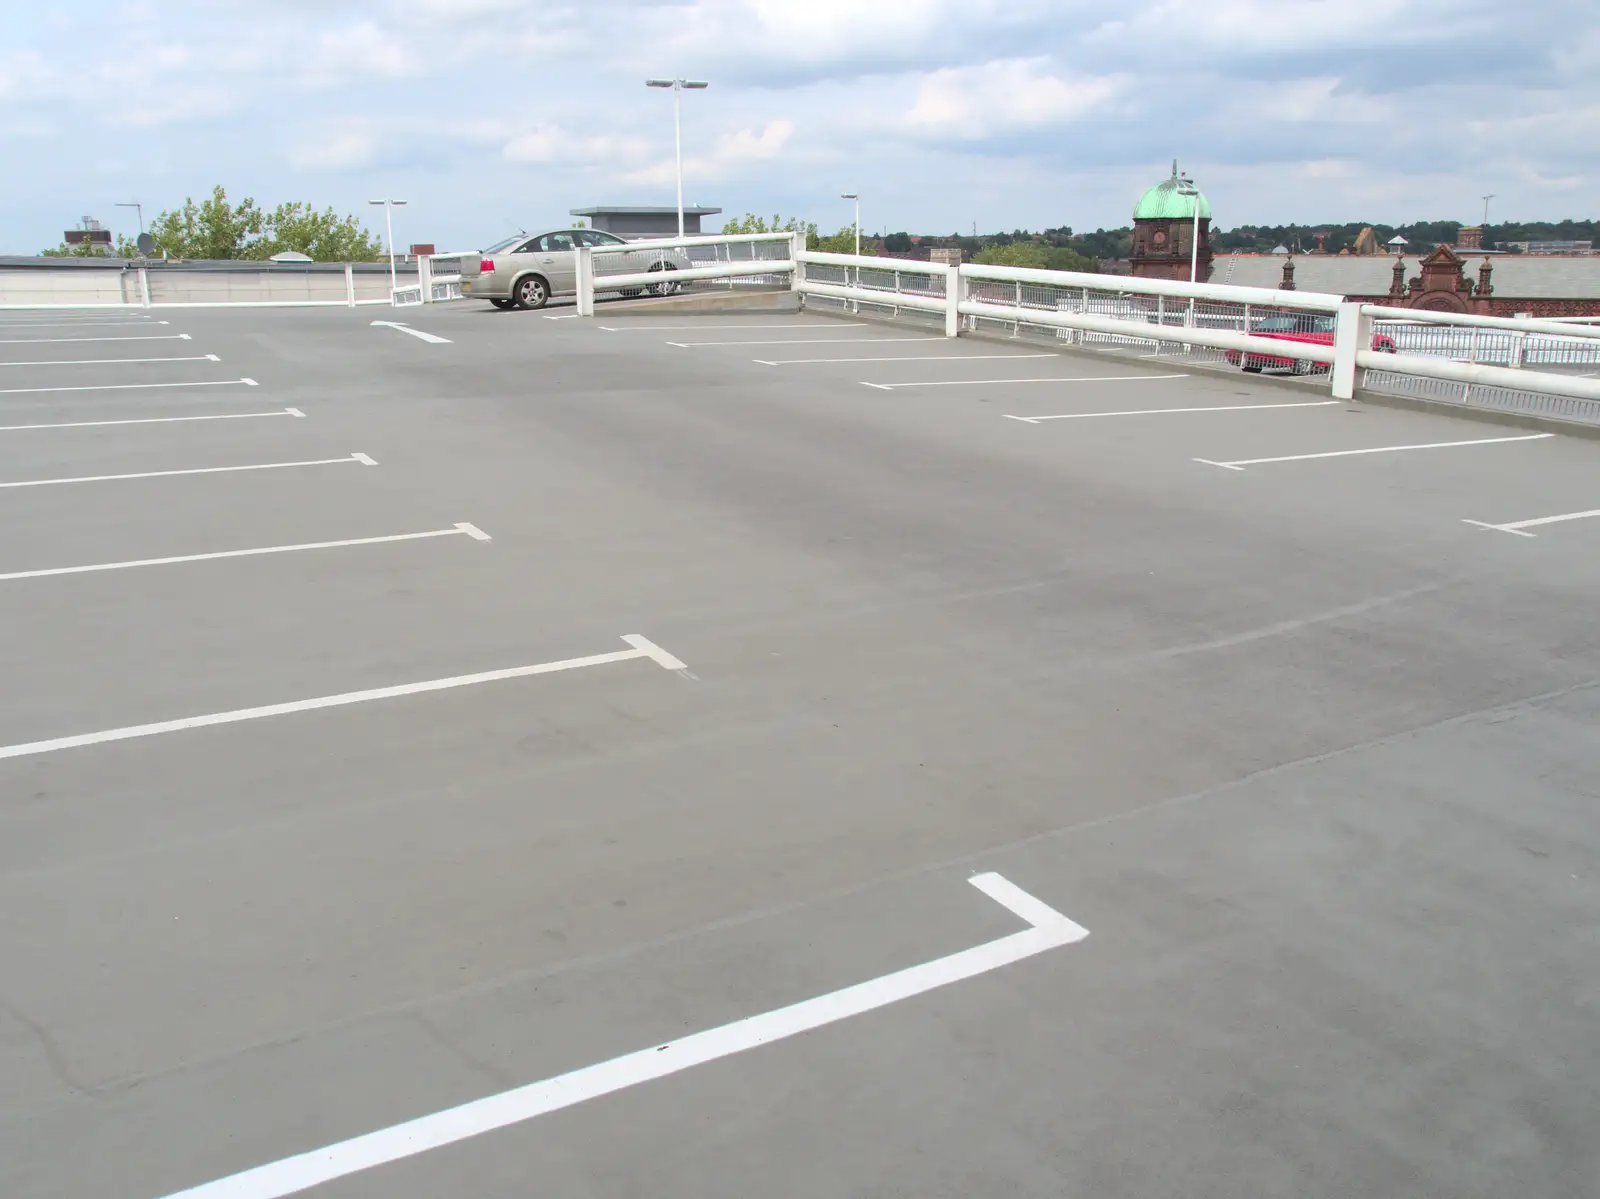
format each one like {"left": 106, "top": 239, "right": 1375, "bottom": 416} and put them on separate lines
{"left": 479, "top": 259, "right": 493, "bottom": 274}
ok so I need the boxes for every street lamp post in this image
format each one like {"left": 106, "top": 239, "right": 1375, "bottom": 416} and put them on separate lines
{"left": 115, "top": 201, "right": 143, "bottom": 236}
{"left": 646, "top": 78, "right": 710, "bottom": 239}
{"left": 1482, "top": 193, "right": 1495, "bottom": 227}
{"left": 1176, "top": 176, "right": 1202, "bottom": 337}
{"left": 841, "top": 193, "right": 860, "bottom": 256}
{"left": 367, "top": 199, "right": 408, "bottom": 292}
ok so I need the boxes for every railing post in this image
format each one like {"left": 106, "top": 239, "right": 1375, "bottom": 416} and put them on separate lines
{"left": 138, "top": 267, "right": 151, "bottom": 308}
{"left": 1331, "top": 301, "right": 1371, "bottom": 400}
{"left": 945, "top": 265, "right": 960, "bottom": 337}
{"left": 345, "top": 263, "right": 355, "bottom": 307}
{"left": 418, "top": 255, "right": 433, "bottom": 303}
{"left": 790, "top": 231, "right": 806, "bottom": 304}
{"left": 575, "top": 245, "right": 594, "bottom": 317}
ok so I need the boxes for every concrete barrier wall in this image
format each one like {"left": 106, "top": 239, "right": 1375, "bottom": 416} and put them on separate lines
{"left": 0, "top": 261, "right": 416, "bottom": 307}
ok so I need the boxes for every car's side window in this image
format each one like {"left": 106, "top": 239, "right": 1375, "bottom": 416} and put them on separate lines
{"left": 540, "top": 233, "right": 576, "bottom": 252}
{"left": 574, "top": 231, "right": 614, "bottom": 248}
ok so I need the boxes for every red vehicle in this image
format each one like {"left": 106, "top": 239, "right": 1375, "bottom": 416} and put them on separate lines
{"left": 1225, "top": 313, "right": 1397, "bottom": 374}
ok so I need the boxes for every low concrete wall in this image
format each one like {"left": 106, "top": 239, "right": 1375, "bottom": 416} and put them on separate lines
{"left": 0, "top": 259, "right": 409, "bottom": 306}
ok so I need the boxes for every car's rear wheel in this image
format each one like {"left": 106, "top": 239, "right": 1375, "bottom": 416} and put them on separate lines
{"left": 513, "top": 275, "right": 549, "bottom": 310}
{"left": 647, "top": 261, "right": 681, "bottom": 296}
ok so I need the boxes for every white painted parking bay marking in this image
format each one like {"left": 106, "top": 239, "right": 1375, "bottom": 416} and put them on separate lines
{"left": 760, "top": 353, "right": 1057, "bottom": 366}
{"left": 0, "top": 635, "right": 684, "bottom": 763}
{"left": 1464, "top": 508, "right": 1600, "bottom": 537}
{"left": 0, "top": 378, "right": 255, "bottom": 396}
{"left": 153, "top": 871, "right": 1088, "bottom": 1199}
{"left": 0, "top": 453, "right": 375, "bottom": 490}
{"left": 670, "top": 337, "right": 946, "bottom": 347}
{"left": 599, "top": 323, "right": 866, "bottom": 331}
{"left": 0, "top": 354, "right": 218, "bottom": 367}
{"left": 863, "top": 374, "right": 1187, "bottom": 391}
{"left": 1006, "top": 400, "right": 1340, "bottom": 423}
{"left": 370, "top": 320, "right": 452, "bottom": 344}
{"left": 0, "top": 320, "right": 167, "bottom": 329}
{"left": 0, "top": 409, "right": 303, "bottom": 433}
{"left": 1194, "top": 432, "right": 1553, "bottom": 471}
{"left": 0, "top": 524, "right": 490, "bottom": 583}
{"left": 0, "top": 333, "right": 192, "bottom": 345}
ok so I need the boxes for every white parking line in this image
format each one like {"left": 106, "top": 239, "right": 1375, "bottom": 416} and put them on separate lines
{"left": 152, "top": 871, "right": 1087, "bottom": 1199}
{"left": 759, "top": 353, "right": 1057, "bottom": 366}
{"left": 0, "top": 354, "right": 218, "bottom": 367}
{"left": 1006, "top": 400, "right": 1341, "bottom": 423}
{"left": 1463, "top": 508, "right": 1600, "bottom": 537}
{"left": 862, "top": 374, "right": 1187, "bottom": 391}
{"left": 0, "top": 408, "right": 303, "bottom": 433}
{"left": 668, "top": 337, "right": 946, "bottom": 347}
{"left": 0, "top": 378, "right": 255, "bottom": 396}
{"left": 0, "top": 333, "right": 192, "bottom": 345}
{"left": 0, "top": 523, "right": 490, "bottom": 583}
{"left": 0, "top": 453, "right": 375, "bottom": 490}
{"left": 0, "top": 634, "right": 684, "bottom": 763}
{"left": 370, "top": 321, "right": 452, "bottom": 344}
{"left": 599, "top": 323, "right": 866, "bottom": 331}
{"left": 1195, "top": 432, "right": 1553, "bottom": 471}
{"left": 0, "top": 320, "right": 167, "bottom": 329}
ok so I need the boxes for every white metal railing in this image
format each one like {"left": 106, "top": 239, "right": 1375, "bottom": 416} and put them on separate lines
{"left": 779, "top": 249, "right": 1600, "bottom": 421}
{"left": 416, "top": 252, "right": 477, "bottom": 303}
{"left": 0, "top": 263, "right": 402, "bottom": 309}
{"left": 574, "top": 232, "right": 798, "bottom": 315}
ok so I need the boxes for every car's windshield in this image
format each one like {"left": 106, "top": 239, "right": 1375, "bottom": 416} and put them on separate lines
{"left": 482, "top": 235, "right": 525, "bottom": 254}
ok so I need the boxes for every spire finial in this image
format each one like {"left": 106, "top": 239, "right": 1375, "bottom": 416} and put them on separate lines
{"left": 1171, "top": 158, "right": 1178, "bottom": 179}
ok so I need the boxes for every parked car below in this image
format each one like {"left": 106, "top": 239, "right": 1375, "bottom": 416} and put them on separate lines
{"left": 464, "top": 229, "right": 691, "bottom": 310}
{"left": 1224, "top": 312, "right": 1397, "bottom": 374}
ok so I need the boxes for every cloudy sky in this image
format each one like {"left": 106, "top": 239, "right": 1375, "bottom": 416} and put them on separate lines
{"left": 3, "top": 0, "right": 1596, "bottom": 253}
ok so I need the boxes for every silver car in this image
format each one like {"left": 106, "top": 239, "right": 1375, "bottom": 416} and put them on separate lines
{"left": 465, "top": 229, "right": 691, "bottom": 310}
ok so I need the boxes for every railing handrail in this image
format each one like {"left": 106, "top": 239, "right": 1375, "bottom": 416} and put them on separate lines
{"left": 962, "top": 263, "right": 1347, "bottom": 311}
{"left": 1359, "top": 304, "right": 1600, "bottom": 341}
{"left": 799, "top": 251, "right": 951, "bottom": 275}
{"left": 591, "top": 231, "right": 795, "bottom": 254}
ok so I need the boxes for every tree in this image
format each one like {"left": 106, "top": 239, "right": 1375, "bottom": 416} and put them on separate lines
{"left": 123, "top": 186, "right": 383, "bottom": 261}
{"left": 973, "top": 241, "right": 1098, "bottom": 273}
{"left": 145, "top": 186, "right": 265, "bottom": 260}
{"left": 246, "top": 202, "right": 384, "bottom": 262}
{"left": 721, "top": 213, "right": 815, "bottom": 237}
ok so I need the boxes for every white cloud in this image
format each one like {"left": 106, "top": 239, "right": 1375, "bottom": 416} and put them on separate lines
{"left": 621, "top": 119, "right": 795, "bottom": 186}
{"left": 308, "top": 22, "right": 417, "bottom": 83}
{"left": 905, "top": 60, "right": 1121, "bottom": 139}
{"left": 502, "top": 125, "right": 651, "bottom": 165}
{"left": 290, "top": 122, "right": 378, "bottom": 170}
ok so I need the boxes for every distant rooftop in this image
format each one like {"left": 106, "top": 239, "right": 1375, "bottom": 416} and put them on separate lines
{"left": 570, "top": 206, "right": 722, "bottom": 216}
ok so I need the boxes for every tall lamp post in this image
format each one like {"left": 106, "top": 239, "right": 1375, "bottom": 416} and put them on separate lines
{"left": 1481, "top": 193, "right": 1495, "bottom": 227}
{"left": 841, "top": 192, "right": 860, "bottom": 256}
{"left": 1175, "top": 176, "right": 1202, "bottom": 335}
{"left": 115, "top": 201, "right": 143, "bottom": 236}
{"left": 645, "top": 78, "right": 710, "bottom": 239}
{"left": 367, "top": 199, "right": 408, "bottom": 292}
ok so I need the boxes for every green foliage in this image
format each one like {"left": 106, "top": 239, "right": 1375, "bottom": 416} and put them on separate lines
{"left": 241, "top": 202, "right": 385, "bottom": 262}
{"left": 973, "top": 241, "right": 1099, "bottom": 273}
{"left": 132, "top": 185, "right": 382, "bottom": 261}
{"left": 146, "top": 186, "right": 265, "bottom": 260}
{"left": 882, "top": 231, "right": 913, "bottom": 253}
{"left": 721, "top": 213, "right": 815, "bottom": 237}
{"left": 810, "top": 225, "right": 868, "bottom": 254}
{"left": 42, "top": 233, "right": 155, "bottom": 258}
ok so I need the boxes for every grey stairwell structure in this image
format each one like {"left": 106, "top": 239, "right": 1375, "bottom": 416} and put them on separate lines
{"left": 570, "top": 206, "right": 723, "bottom": 241}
